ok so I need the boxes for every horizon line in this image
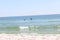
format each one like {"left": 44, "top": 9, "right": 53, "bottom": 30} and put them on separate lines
{"left": 0, "top": 14, "right": 60, "bottom": 18}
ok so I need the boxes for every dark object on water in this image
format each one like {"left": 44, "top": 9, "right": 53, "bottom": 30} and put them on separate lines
{"left": 24, "top": 19, "right": 26, "bottom": 21}
{"left": 30, "top": 18, "right": 32, "bottom": 20}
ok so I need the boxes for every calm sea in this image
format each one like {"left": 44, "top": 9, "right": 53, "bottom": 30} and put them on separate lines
{"left": 0, "top": 14, "right": 60, "bottom": 33}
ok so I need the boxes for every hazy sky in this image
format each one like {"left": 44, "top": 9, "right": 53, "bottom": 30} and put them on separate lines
{"left": 0, "top": 0, "right": 60, "bottom": 17}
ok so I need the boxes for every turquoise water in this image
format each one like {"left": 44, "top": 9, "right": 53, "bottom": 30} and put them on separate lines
{"left": 0, "top": 14, "right": 60, "bottom": 33}
{"left": 0, "top": 14, "right": 60, "bottom": 26}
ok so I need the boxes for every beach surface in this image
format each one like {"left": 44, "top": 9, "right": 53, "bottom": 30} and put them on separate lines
{"left": 0, "top": 33, "right": 60, "bottom": 40}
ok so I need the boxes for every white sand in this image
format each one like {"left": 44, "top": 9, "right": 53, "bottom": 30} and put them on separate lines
{"left": 0, "top": 33, "right": 60, "bottom": 40}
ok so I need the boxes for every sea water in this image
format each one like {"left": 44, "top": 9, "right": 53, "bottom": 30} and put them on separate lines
{"left": 0, "top": 14, "right": 60, "bottom": 33}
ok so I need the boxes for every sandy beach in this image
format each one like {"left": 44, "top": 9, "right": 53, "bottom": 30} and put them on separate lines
{"left": 0, "top": 33, "right": 60, "bottom": 40}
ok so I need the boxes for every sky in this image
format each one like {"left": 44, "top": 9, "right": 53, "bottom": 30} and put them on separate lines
{"left": 0, "top": 0, "right": 60, "bottom": 17}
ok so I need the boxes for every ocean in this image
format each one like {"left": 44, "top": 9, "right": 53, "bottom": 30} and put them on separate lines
{"left": 0, "top": 14, "right": 60, "bottom": 34}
